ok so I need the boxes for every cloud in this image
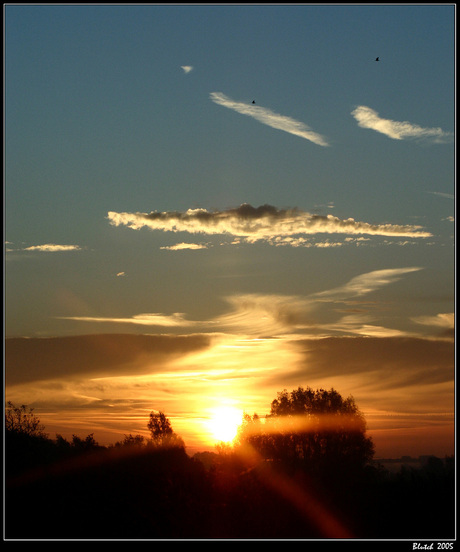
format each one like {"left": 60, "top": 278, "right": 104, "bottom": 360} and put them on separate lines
{"left": 215, "top": 294, "right": 312, "bottom": 337}
{"left": 426, "top": 191, "right": 454, "bottom": 200}
{"left": 55, "top": 267, "right": 431, "bottom": 342}
{"left": 412, "top": 312, "right": 454, "bottom": 329}
{"left": 293, "top": 336, "right": 454, "bottom": 392}
{"left": 181, "top": 65, "right": 193, "bottom": 74}
{"left": 411, "top": 312, "right": 454, "bottom": 341}
{"left": 107, "top": 204, "right": 432, "bottom": 244}
{"left": 5, "top": 334, "right": 211, "bottom": 385}
{"left": 351, "top": 106, "right": 453, "bottom": 143}
{"left": 268, "top": 236, "right": 345, "bottom": 248}
{"left": 320, "top": 314, "right": 412, "bottom": 338}
{"left": 55, "top": 268, "right": 422, "bottom": 338}
{"left": 21, "top": 244, "right": 83, "bottom": 252}
{"left": 160, "top": 242, "right": 209, "bottom": 251}
{"left": 59, "top": 312, "right": 204, "bottom": 328}
{"left": 310, "top": 267, "right": 423, "bottom": 302}
{"left": 215, "top": 268, "right": 424, "bottom": 338}
{"left": 210, "top": 92, "right": 329, "bottom": 146}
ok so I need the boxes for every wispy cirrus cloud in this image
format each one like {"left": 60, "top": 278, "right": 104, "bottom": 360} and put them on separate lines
{"left": 107, "top": 203, "right": 432, "bottom": 244}
{"left": 210, "top": 92, "right": 329, "bottom": 146}
{"left": 215, "top": 293, "right": 312, "bottom": 337}
{"left": 351, "top": 106, "right": 453, "bottom": 143}
{"left": 412, "top": 312, "right": 454, "bottom": 329}
{"left": 59, "top": 268, "right": 424, "bottom": 339}
{"left": 309, "top": 267, "right": 423, "bottom": 302}
{"left": 59, "top": 312, "right": 204, "bottom": 328}
{"left": 216, "top": 268, "right": 424, "bottom": 337}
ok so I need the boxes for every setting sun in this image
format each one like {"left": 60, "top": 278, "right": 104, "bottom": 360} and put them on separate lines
{"left": 207, "top": 406, "right": 243, "bottom": 444}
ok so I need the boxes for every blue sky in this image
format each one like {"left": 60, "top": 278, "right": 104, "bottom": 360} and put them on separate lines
{"left": 5, "top": 5, "right": 455, "bottom": 456}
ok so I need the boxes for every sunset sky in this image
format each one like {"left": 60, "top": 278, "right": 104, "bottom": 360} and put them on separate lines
{"left": 5, "top": 4, "right": 455, "bottom": 458}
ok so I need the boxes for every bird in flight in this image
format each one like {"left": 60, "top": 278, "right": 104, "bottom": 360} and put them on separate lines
{"left": 252, "top": 100, "right": 256, "bottom": 104}
{"left": 375, "top": 57, "right": 380, "bottom": 61}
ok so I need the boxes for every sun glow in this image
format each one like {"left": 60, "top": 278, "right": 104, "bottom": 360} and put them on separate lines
{"left": 207, "top": 406, "right": 243, "bottom": 444}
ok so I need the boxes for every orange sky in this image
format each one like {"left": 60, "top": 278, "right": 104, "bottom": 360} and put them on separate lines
{"left": 5, "top": 328, "right": 454, "bottom": 458}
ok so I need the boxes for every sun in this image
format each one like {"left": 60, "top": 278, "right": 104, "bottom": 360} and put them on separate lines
{"left": 207, "top": 406, "right": 243, "bottom": 444}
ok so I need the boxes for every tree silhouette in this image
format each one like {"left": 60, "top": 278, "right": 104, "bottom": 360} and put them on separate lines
{"left": 237, "top": 386, "right": 374, "bottom": 474}
{"left": 5, "top": 401, "right": 53, "bottom": 477}
{"left": 147, "top": 411, "right": 185, "bottom": 449}
{"left": 114, "top": 433, "right": 146, "bottom": 448}
{"left": 5, "top": 401, "right": 47, "bottom": 437}
{"left": 71, "top": 433, "right": 101, "bottom": 451}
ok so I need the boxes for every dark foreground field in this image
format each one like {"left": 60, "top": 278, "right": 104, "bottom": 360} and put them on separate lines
{"left": 5, "top": 431, "right": 455, "bottom": 540}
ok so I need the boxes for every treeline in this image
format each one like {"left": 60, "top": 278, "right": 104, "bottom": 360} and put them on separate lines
{"left": 4, "top": 393, "right": 455, "bottom": 540}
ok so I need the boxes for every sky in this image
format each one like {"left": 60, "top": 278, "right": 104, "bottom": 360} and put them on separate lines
{"left": 4, "top": 4, "right": 455, "bottom": 458}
